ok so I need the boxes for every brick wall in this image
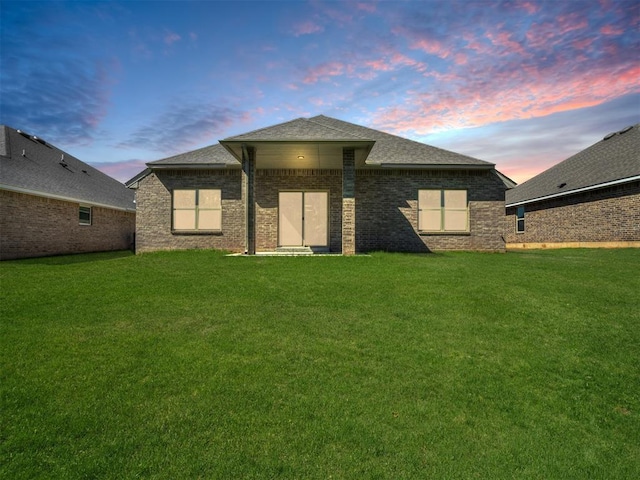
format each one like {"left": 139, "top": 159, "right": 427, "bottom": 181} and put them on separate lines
{"left": 505, "top": 181, "right": 640, "bottom": 246}
{"left": 134, "top": 167, "right": 506, "bottom": 254}
{"left": 254, "top": 169, "right": 343, "bottom": 252}
{"left": 135, "top": 170, "right": 245, "bottom": 253}
{"left": 0, "top": 189, "right": 135, "bottom": 260}
{"left": 356, "top": 169, "right": 506, "bottom": 252}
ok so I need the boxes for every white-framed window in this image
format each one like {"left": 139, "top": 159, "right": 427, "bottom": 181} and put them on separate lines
{"left": 172, "top": 189, "right": 221, "bottom": 231}
{"left": 516, "top": 206, "right": 525, "bottom": 233}
{"left": 418, "top": 189, "right": 469, "bottom": 232}
{"left": 79, "top": 206, "right": 92, "bottom": 225}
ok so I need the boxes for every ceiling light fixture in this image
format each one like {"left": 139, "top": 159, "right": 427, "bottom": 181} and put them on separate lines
{"left": 297, "top": 155, "right": 304, "bottom": 159}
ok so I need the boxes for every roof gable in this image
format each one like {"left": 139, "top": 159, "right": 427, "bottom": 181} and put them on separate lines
{"left": 222, "top": 117, "right": 371, "bottom": 142}
{"left": 506, "top": 124, "right": 640, "bottom": 206}
{"left": 0, "top": 125, "right": 135, "bottom": 211}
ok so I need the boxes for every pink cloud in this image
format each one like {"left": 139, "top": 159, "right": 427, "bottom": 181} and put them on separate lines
{"left": 526, "top": 13, "right": 588, "bottom": 49}
{"left": 600, "top": 24, "right": 624, "bottom": 35}
{"left": 454, "top": 53, "right": 468, "bottom": 65}
{"left": 357, "top": 2, "right": 376, "bottom": 13}
{"left": 92, "top": 159, "right": 148, "bottom": 183}
{"left": 293, "top": 21, "right": 324, "bottom": 36}
{"left": 486, "top": 31, "right": 526, "bottom": 56}
{"left": 409, "top": 37, "right": 451, "bottom": 59}
{"left": 572, "top": 38, "right": 594, "bottom": 50}
{"left": 302, "top": 61, "right": 344, "bottom": 84}
{"left": 364, "top": 59, "right": 394, "bottom": 72}
{"left": 370, "top": 62, "right": 640, "bottom": 136}
{"left": 519, "top": 1, "right": 540, "bottom": 15}
{"left": 164, "top": 32, "right": 181, "bottom": 45}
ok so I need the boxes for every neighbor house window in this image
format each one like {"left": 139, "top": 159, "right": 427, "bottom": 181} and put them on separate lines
{"left": 516, "top": 206, "right": 525, "bottom": 233}
{"left": 418, "top": 189, "right": 468, "bottom": 232}
{"left": 173, "top": 189, "right": 221, "bottom": 231}
{"left": 79, "top": 206, "right": 92, "bottom": 225}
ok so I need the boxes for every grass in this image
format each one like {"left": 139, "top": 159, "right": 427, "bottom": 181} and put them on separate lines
{"left": 1, "top": 249, "right": 639, "bottom": 479}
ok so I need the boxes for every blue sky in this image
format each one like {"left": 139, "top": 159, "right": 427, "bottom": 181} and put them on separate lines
{"left": 1, "top": 0, "right": 638, "bottom": 184}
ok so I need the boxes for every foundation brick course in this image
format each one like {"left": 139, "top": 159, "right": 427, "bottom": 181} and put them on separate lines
{"left": 505, "top": 181, "right": 640, "bottom": 247}
{"left": 0, "top": 189, "right": 135, "bottom": 260}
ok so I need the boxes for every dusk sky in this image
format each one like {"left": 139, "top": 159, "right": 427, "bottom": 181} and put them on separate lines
{"left": 1, "top": 0, "right": 638, "bottom": 184}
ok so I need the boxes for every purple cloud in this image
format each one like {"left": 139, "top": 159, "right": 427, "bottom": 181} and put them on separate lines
{"left": 117, "top": 101, "right": 252, "bottom": 156}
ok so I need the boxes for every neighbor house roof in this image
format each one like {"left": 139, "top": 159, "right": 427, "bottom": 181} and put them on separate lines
{"left": 0, "top": 125, "right": 135, "bottom": 211}
{"left": 506, "top": 124, "right": 640, "bottom": 207}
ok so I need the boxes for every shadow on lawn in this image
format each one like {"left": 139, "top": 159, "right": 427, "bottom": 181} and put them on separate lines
{"left": 8, "top": 250, "right": 134, "bottom": 266}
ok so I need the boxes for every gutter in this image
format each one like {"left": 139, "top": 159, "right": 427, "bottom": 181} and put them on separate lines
{"left": 506, "top": 175, "right": 640, "bottom": 207}
{"left": 146, "top": 163, "right": 231, "bottom": 170}
{"left": 0, "top": 184, "right": 136, "bottom": 212}
{"left": 377, "top": 163, "right": 494, "bottom": 170}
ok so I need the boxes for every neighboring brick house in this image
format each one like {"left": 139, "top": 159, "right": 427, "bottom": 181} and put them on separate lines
{"left": 505, "top": 124, "right": 640, "bottom": 249}
{"left": 0, "top": 125, "right": 136, "bottom": 260}
{"left": 127, "top": 115, "right": 511, "bottom": 255}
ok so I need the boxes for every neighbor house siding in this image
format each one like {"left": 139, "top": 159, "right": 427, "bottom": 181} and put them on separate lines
{"left": 356, "top": 169, "right": 506, "bottom": 252}
{"left": 504, "top": 181, "right": 640, "bottom": 248}
{"left": 135, "top": 170, "right": 245, "bottom": 253}
{"left": 0, "top": 189, "right": 135, "bottom": 260}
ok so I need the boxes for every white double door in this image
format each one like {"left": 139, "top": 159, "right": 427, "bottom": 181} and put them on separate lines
{"left": 278, "top": 191, "right": 328, "bottom": 247}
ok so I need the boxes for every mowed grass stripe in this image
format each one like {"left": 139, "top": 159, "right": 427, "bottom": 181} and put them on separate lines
{"left": 1, "top": 249, "right": 638, "bottom": 479}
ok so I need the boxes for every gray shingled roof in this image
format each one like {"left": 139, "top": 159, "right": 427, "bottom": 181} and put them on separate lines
{"left": 127, "top": 114, "right": 495, "bottom": 185}
{"left": 308, "top": 115, "right": 492, "bottom": 166}
{"left": 506, "top": 124, "right": 640, "bottom": 206}
{"left": 147, "top": 143, "right": 239, "bottom": 167}
{"left": 0, "top": 125, "right": 135, "bottom": 211}
{"left": 223, "top": 117, "right": 371, "bottom": 142}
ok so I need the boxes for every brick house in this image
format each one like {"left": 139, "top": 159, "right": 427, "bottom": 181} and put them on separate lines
{"left": 505, "top": 124, "right": 640, "bottom": 249}
{"left": 0, "top": 125, "right": 136, "bottom": 260}
{"left": 127, "top": 115, "right": 511, "bottom": 254}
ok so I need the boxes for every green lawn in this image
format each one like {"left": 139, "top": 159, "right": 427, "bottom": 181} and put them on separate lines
{"left": 1, "top": 249, "right": 639, "bottom": 479}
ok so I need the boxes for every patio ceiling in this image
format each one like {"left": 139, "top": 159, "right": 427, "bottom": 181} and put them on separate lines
{"left": 220, "top": 140, "right": 374, "bottom": 169}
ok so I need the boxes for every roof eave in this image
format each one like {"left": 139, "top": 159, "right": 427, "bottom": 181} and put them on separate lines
{"left": 375, "top": 162, "right": 494, "bottom": 169}
{"left": 147, "top": 163, "right": 234, "bottom": 169}
{"left": 506, "top": 175, "right": 640, "bottom": 207}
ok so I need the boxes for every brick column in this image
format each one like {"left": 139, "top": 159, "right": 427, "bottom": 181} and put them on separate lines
{"left": 242, "top": 145, "right": 256, "bottom": 255}
{"left": 342, "top": 148, "right": 356, "bottom": 255}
